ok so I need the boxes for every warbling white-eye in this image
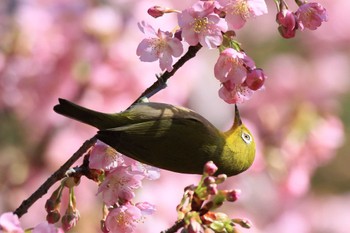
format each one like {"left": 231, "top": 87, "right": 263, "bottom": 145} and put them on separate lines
{"left": 54, "top": 98, "right": 255, "bottom": 176}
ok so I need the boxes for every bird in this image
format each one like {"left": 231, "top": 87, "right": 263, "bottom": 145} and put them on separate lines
{"left": 53, "top": 98, "right": 255, "bottom": 176}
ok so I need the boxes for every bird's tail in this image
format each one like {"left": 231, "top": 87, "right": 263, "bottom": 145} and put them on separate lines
{"left": 54, "top": 98, "right": 117, "bottom": 129}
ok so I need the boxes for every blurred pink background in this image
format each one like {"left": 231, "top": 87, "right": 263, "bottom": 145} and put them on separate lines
{"left": 0, "top": 0, "right": 349, "bottom": 232}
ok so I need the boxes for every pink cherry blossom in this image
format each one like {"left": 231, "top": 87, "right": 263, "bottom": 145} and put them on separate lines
{"left": 136, "top": 21, "right": 183, "bottom": 72}
{"left": 214, "top": 48, "right": 255, "bottom": 83}
{"left": 89, "top": 140, "right": 123, "bottom": 171}
{"left": 32, "top": 221, "right": 64, "bottom": 233}
{"left": 177, "top": 1, "right": 227, "bottom": 49}
{"left": 98, "top": 166, "right": 144, "bottom": 205}
{"left": 130, "top": 162, "right": 160, "bottom": 180}
{"left": 0, "top": 212, "right": 24, "bottom": 233}
{"left": 295, "top": 2, "right": 328, "bottom": 31}
{"left": 217, "top": 0, "right": 268, "bottom": 30}
{"left": 105, "top": 204, "right": 142, "bottom": 233}
{"left": 135, "top": 202, "right": 156, "bottom": 216}
{"left": 219, "top": 80, "right": 253, "bottom": 104}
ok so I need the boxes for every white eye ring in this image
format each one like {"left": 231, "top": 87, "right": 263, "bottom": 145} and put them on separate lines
{"left": 242, "top": 132, "right": 252, "bottom": 144}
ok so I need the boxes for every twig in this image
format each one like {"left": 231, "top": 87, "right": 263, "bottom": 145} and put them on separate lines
{"left": 14, "top": 136, "right": 97, "bottom": 218}
{"left": 131, "top": 44, "right": 202, "bottom": 106}
{"left": 161, "top": 219, "right": 185, "bottom": 233}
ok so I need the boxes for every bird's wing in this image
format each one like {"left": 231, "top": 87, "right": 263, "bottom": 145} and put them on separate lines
{"left": 96, "top": 118, "right": 223, "bottom": 174}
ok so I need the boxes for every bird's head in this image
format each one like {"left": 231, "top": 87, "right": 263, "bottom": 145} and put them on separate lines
{"left": 221, "top": 105, "right": 256, "bottom": 176}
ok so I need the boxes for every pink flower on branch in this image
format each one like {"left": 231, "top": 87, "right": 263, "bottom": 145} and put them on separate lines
{"left": 217, "top": 0, "right": 268, "bottom": 30}
{"left": 295, "top": 2, "right": 328, "bottom": 31}
{"left": 0, "top": 212, "right": 23, "bottom": 233}
{"left": 214, "top": 48, "right": 255, "bottom": 83}
{"left": 32, "top": 221, "right": 64, "bottom": 233}
{"left": 89, "top": 140, "right": 123, "bottom": 171}
{"left": 105, "top": 204, "right": 142, "bottom": 233}
{"left": 177, "top": 1, "right": 227, "bottom": 49}
{"left": 136, "top": 21, "right": 183, "bottom": 72}
{"left": 98, "top": 166, "right": 144, "bottom": 205}
{"left": 219, "top": 80, "right": 254, "bottom": 104}
{"left": 214, "top": 48, "right": 265, "bottom": 103}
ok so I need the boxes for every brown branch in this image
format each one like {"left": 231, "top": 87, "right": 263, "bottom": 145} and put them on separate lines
{"left": 14, "top": 136, "right": 97, "bottom": 218}
{"left": 161, "top": 219, "right": 185, "bottom": 233}
{"left": 131, "top": 44, "right": 202, "bottom": 106}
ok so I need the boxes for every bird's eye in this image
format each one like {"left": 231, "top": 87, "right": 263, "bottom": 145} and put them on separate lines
{"left": 241, "top": 132, "right": 252, "bottom": 144}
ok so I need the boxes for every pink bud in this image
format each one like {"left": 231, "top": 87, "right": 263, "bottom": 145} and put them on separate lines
{"left": 215, "top": 174, "right": 227, "bottom": 184}
{"left": 246, "top": 68, "right": 266, "bottom": 90}
{"left": 203, "top": 176, "right": 216, "bottom": 186}
{"left": 278, "top": 25, "right": 297, "bottom": 39}
{"left": 61, "top": 209, "right": 80, "bottom": 231}
{"left": 276, "top": 9, "right": 296, "bottom": 30}
{"left": 225, "top": 189, "right": 241, "bottom": 202}
{"left": 203, "top": 161, "right": 218, "bottom": 175}
{"left": 207, "top": 184, "right": 218, "bottom": 195}
{"left": 147, "top": 6, "right": 165, "bottom": 18}
{"left": 46, "top": 210, "right": 61, "bottom": 224}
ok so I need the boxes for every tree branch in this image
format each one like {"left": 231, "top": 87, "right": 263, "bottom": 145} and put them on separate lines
{"left": 160, "top": 219, "right": 185, "bottom": 233}
{"left": 131, "top": 44, "right": 202, "bottom": 106}
{"left": 14, "top": 136, "right": 97, "bottom": 218}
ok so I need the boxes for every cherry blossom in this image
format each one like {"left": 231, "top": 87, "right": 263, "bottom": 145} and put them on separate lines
{"left": 0, "top": 213, "right": 23, "bottom": 233}
{"left": 214, "top": 48, "right": 255, "bottom": 84}
{"left": 295, "top": 2, "right": 328, "bottom": 31}
{"left": 89, "top": 140, "right": 123, "bottom": 171}
{"left": 136, "top": 21, "right": 183, "bottom": 72}
{"left": 177, "top": 1, "right": 227, "bottom": 49}
{"left": 32, "top": 221, "right": 64, "bottom": 233}
{"left": 217, "top": 0, "right": 268, "bottom": 30}
{"left": 105, "top": 204, "right": 142, "bottom": 233}
{"left": 219, "top": 80, "right": 254, "bottom": 104}
{"left": 97, "top": 166, "right": 144, "bottom": 205}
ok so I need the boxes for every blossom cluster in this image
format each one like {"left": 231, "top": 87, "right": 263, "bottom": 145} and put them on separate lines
{"left": 177, "top": 161, "right": 251, "bottom": 233}
{"left": 276, "top": 0, "right": 328, "bottom": 38}
{"left": 90, "top": 141, "right": 158, "bottom": 233}
{"left": 136, "top": 0, "right": 327, "bottom": 104}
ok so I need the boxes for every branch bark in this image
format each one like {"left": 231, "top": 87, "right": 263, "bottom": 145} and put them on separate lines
{"left": 14, "top": 136, "right": 97, "bottom": 218}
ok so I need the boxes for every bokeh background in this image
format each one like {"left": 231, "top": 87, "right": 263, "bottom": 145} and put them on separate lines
{"left": 0, "top": 0, "right": 349, "bottom": 232}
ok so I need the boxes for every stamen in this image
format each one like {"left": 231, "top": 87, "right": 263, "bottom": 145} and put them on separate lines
{"left": 193, "top": 17, "right": 209, "bottom": 33}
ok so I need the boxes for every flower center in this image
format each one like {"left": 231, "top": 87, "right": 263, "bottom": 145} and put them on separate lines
{"left": 152, "top": 39, "right": 167, "bottom": 55}
{"left": 115, "top": 212, "right": 132, "bottom": 226}
{"left": 231, "top": 0, "right": 250, "bottom": 19}
{"left": 193, "top": 17, "right": 209, "bottom": 33}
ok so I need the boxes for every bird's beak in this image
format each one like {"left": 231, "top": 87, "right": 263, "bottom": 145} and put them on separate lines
{"left": 233, "top": 104, "right": 242, "bottom": 128}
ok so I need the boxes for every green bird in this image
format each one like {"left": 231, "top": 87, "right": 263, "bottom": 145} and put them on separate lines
{"left": 54, "top": 98, "right": 255, "bottom": 176}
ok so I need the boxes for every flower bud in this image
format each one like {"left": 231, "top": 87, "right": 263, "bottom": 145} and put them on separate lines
{"left": 215, "top": 174, "right": 227, "bottom": 184}
{"left": 276, "top": 9, "right": 296, "bottom": 30}
{"left": 62, "top": 209, "right": 80, "bottom": 231}
{"left": 203, "top": 176, "right": 216, "bottom": 186}
{"left": 46, "top": 210, "right": 61, "bottom": 224}
{"left": 232, "top": 218, "right": 253, "bottom": 229}
{"left": 207, "top": 184, "right": 218, "bottom": 195}
{"left": 203, "top": 161, "right": 218, "bottom": 176}
{"left": 246, "top": 68, "right": 266, "bottom": 91}
{"left": 147, "top": 6, "right": 165, "bottom": 18}
{"left": 225, "top": 189, "right": 241, "bottom": 202}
